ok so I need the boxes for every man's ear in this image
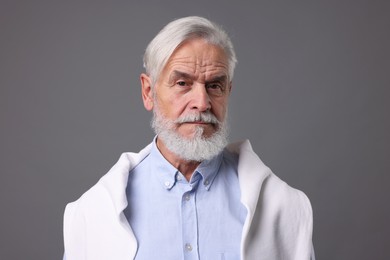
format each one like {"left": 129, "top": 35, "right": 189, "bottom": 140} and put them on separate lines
{"left": 140, "top": 73, "right": 154, "bottom": 111}
{"left": 228, "top": 81, "right": 233, "bottom": 95}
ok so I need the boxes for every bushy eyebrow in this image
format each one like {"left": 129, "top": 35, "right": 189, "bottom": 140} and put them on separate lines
{"left": 169, "top": 70, "right": 194, "bottom": 83}
{"left": 169, "top": 70, "right": 228, "bottom": 84}
{"left": 207, "top": 75, "right": 228, "bottom": 84}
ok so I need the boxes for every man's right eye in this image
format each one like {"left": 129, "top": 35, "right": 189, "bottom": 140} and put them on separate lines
{"left": 176, "top": 81, "right": 187, "bottom": 86}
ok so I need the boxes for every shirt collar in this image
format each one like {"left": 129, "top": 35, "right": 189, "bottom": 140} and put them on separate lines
{"left": 194, "top": 151, "right": 223, "bottom": 191}
{"left": 150, "top": 136, "right": 223, "bottom": 191}
{"left": 149, "top": 137, "right": 178, "bottom": 190}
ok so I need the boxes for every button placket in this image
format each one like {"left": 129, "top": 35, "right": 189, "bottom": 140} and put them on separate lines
{"left": 180, "top": 185, "right": 199, "bottom": 259}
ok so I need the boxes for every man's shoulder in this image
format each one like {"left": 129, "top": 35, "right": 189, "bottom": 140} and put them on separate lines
{"left": 231, "top": 140, "right": 314, "bottom": 259}
{"left": 228, "top": 139, "right": 312, "bottom": 217}
{"left": 63, "top": 147, "right": 148, "bottom": 259}
{"left": 263, "top": 173, "right": 312, "bottom": 215}
{"left": 64, "top": 143, "right": 153, "bottom": 217}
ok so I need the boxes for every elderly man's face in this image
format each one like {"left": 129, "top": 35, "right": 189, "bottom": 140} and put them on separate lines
{"left": 142, "top": 39, "right": 231, "bottom": 140}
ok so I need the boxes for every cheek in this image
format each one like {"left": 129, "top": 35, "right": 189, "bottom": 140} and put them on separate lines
{"left": 157, "top": 97, "right": 187, "bottom": 119}
{"left": 212, "top": 99, "right": 229, "bottom": 120}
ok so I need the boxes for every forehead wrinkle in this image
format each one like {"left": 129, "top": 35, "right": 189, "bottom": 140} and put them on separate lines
{"left": 169, "top": 67, "right": 227, "bottom": 83}
{"left": 168, "top": 57, "right": 227, "bottom": 72}
{"left": 165, "top": 48, "right": 229, "bottom": 81}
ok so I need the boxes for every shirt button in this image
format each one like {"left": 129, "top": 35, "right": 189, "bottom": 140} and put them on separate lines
{"left": 164, "top": 181, "right": 171, "bottom": 188}
{"left": 184, "top": 194, "right": 190, "bottom": 201}
{"left": 185, "top": 243, "right": 192, "bottom": 251}
{"left": 176, "top": 175, "right": 182, "bottom": 181}
{"left": 204, "top": 179, "right": 209, "bottom": 186}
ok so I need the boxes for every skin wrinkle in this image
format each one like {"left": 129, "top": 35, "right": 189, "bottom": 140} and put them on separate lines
{"left": 163, "top": 44, "right": 229, "bottom": 84}
{"left": 168, "top": 70, "right": 229, "bottom": 95}
{"left": 165, "top": 61, "right": 228, "bottom": 84}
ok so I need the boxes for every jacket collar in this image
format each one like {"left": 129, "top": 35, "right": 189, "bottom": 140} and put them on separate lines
{"left": 99, "top": 143, "right": 153, "bottom": 217}
{"left": 226, "top": 140, "right": 271, "bottom": 215}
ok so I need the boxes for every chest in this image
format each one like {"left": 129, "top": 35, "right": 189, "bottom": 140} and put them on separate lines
{"left": 124, "top": 162, "right": 246, "bottom": 260}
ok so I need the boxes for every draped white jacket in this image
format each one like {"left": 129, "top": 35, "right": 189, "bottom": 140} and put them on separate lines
{"left": 64, "top": 140, "right": 314, "bottom": 260}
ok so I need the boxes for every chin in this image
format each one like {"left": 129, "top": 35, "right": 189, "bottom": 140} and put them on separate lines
{"left": 179, "top": 128, "right": 215, "bottom": 140}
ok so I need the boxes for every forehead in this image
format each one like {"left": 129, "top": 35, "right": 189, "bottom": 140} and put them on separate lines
{"left": 162, "top": 39, "right": 229, "bottom": 77}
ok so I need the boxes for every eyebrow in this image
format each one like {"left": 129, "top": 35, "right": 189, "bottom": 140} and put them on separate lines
{"left": 207, "top": 75, "right": 228, "bottom": 84}
{"left": 169, "top": 70, "right": 228, "bottom": 83}
{"left": 169, "top": 70, "right": 194, "bottom": 83}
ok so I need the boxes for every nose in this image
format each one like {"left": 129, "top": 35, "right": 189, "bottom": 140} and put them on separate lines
{"left": 190, "top": 84, "right": 211, "bottom": 112}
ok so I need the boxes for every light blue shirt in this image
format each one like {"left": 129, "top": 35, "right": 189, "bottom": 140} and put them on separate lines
{"left": 123, "top": 139, "right": 247, "bottom": 259}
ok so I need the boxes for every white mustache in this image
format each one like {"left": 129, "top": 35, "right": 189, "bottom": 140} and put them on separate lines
{"left": 175, "top": 112, "right": 219, "bottom": 125}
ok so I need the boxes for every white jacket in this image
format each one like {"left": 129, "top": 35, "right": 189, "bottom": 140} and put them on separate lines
{"left": 64, "top": 140, "right": 314, "bottom": 260}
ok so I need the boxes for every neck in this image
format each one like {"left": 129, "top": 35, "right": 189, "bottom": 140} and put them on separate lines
{"left": 156, "top": 137, "right": 200, "bottom": 181}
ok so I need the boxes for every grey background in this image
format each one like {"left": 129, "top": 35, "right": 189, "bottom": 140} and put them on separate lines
{"left": 1, "top": 0, "right": 389, "bottom": 259}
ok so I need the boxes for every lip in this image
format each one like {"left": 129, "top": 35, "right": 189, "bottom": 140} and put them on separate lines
{"left": 184, "top": 121, "right": 212, "bottom": 125}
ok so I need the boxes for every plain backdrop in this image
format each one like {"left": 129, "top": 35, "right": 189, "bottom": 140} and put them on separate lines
{"left": 1, "top": 1, "right": 389, "bottom": 259}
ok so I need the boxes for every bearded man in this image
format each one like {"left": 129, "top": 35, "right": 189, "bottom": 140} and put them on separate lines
{"left": 63, "top": 16, "right": 315, "bottom": 260}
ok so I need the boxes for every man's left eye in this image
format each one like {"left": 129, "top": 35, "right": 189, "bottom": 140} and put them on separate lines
{"left": 207, "top": 84, "right": 223, "bottom": 91}
{"left": 208, "top": 84, "right": 219, "bottom": 89}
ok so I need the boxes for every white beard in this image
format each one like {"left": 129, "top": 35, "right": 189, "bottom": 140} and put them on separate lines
{"left": 151, "top": 108, "right": 229, "bottom": 162}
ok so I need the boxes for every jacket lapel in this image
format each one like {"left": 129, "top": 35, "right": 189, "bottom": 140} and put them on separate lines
{"left": 227, "top": 140, "right": 272, "bottom": 259}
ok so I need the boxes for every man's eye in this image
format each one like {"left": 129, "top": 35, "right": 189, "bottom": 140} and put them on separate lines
{"left": 176, "top": 81, "right": 187, "bottom": 86}
{"left": 206, "top": 83, "right": 226, "bottom": 96}
{"left": 207, "top": 83, "right": 224, "bottom": 94}
{"left": 208, "top": 84, "right": 221, "bottom": 89}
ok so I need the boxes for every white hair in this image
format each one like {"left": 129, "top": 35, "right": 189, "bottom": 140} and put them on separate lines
{"left": 151, "top": 108, "right": 229, "bottom": 162}
{"left": 143, "top": 16, "right": 237, "bottom": 85}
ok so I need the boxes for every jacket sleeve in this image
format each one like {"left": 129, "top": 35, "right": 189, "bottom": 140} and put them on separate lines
{"left": 311, "top": 242, "right": 316, "bottom": 260}
{"left": 63, "top": 200, "right": 87, "bottom": 260}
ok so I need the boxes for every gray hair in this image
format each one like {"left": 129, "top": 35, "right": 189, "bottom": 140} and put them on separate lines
{"left": 143, "top": 16, "right": 237, "bottom": 86}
